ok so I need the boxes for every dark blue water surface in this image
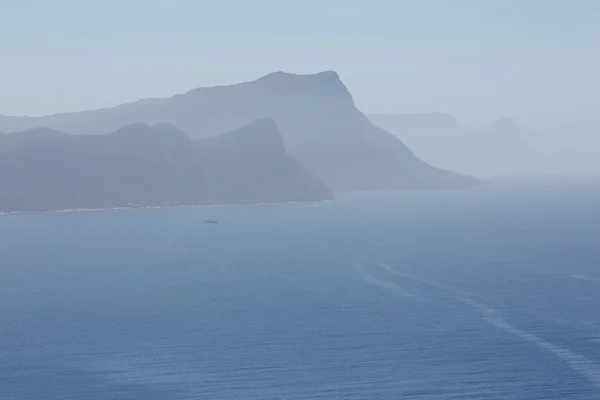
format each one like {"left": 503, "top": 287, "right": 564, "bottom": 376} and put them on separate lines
{"left": 2, "top": 180, "right": 600, "bottom": 399}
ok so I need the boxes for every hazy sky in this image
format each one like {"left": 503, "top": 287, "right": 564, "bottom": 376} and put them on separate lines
{"left": 1, "top": 0, "right": 599, "bottom": 133}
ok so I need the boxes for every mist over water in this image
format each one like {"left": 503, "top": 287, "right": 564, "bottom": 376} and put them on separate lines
{"left": 2, "top": 179, "right": 600, "bottom": 399}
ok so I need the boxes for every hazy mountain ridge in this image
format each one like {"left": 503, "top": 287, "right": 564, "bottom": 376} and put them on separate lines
{"left": 0, "top": 71, "right": 479, "bottom": 191}
{"left": 370, "top": 113, "right": 553, "bottom": 179}
{"left": 0, "top": 119, "right": 333, "bottom": 212}
{"left": 369, "top": 113, "right": 472, "bottom": 137}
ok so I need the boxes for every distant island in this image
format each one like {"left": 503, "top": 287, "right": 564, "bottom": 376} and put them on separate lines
{"left": 0, "top": 119, "right": 333, "bottom": 212}
{"left": 370, "top": 113, "right": 552, "bottom": 179}
{"left": 0, "top": 71, "right": 480, "bottom": 191}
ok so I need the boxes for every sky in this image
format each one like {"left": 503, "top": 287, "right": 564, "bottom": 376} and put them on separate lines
{"left": 1, "top": 0, "right": 599, "bottom": 134}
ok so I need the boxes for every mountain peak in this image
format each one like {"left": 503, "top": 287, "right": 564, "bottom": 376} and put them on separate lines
{"left": 153, "top": 122, "right": 181, "bottom": 131}
{"left": 253, "top": 70, "right": 348, "bottom": 98}
{"left": 180, "top": 71, "right": 349, "bottom": 104}
{"left": 112, "top": 122, "right": 153, "bottom": 135}
{"left": 0, "top": 72, "right": 478, "bottom": 191}
{"left": 256, "top": 71, "right": 295, "bottom": 81}
{"left": 201, "top": 118, "right": 284, "bottom": 155}
{"left": 257, "top": 70, "right": 340, "bottom": 82}
{"left": 490, "top": 118, "right": 518, "bottom": 129}
{"left": 476, "top": 118, "right": 523, "bottom": 137}
{"left": 108, "top": 122, "right": 191, "bottom": 151}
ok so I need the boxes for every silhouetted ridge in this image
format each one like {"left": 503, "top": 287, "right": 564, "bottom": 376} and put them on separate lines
{"left": 370, "top": 113, "right": 464, "bottom": 136}
{"left": 487, "top": 118, "right": 518, "bottom": 130}
{"left": 0, "top": 71, "right": 479, "bottom": 190}
{"left": 370, "top": 113, "right": 552, "bottom": 179}
{"left": 0, "top": 121, "right": 333, "bottom": 212}
{"left": 205, "top": 118, "right": 284, "bottom": 150}
{"left": 107, "top": 123, "right": 191, "bottom": 152}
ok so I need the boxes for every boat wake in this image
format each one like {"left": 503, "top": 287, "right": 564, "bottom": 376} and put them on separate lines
{"left": 355, "top": 257, "right": 600, "bottom": 391}
{"left": 354, "top": 262, "right": 422, "bottom": 301}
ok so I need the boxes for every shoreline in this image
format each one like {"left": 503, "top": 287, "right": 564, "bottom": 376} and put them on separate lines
{"left": 0, "top": 198, "right": 335, "bottom": 216}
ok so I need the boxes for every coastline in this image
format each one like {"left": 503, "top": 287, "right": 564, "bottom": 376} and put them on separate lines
{"left": 0, "top": 198, "right": 335, "bottom": 216}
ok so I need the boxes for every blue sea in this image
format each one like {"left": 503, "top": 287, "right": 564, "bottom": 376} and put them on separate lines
{"left": 2, "top": 179, "right": 600, "bottom": 399}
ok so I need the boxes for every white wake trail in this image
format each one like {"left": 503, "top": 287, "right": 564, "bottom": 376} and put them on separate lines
{"left": 378, "top": 262, "right": 600, "bottom": 390}
{"left": 354, "top": 262, "right": 421, "bottom": 301}
{"left": 471, "top": 300, "right": 600, "bottom": 388}
{"left": 377, "top": 261, "right": 478, "bottom": 301}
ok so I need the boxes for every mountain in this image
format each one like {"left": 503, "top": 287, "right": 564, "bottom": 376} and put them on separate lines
{"left": 369, "top": 114, "right": 552, "bottom": 179}
{"left": 0, "top": 71, "right": 478, "bottom": 191}
{"left": 369, "top": 113, "right": 472, "bottom": 138}
{"left": 194, "top": 118, "right": 334, "bottom": 203}
{"left": 0, "top": 119, "right": 333, "bottom": 212}
{"left": 471, "top": 119, "right": 552, "bottom": 176}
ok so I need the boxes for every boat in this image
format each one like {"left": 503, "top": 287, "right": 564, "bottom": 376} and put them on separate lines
{"left": 203, "top": 218, "right": 218, "bottom": 224}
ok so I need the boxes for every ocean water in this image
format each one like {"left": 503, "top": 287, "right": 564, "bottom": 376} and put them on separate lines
{"left": 2, "top": 180, "right": 600, "bottom": 399}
